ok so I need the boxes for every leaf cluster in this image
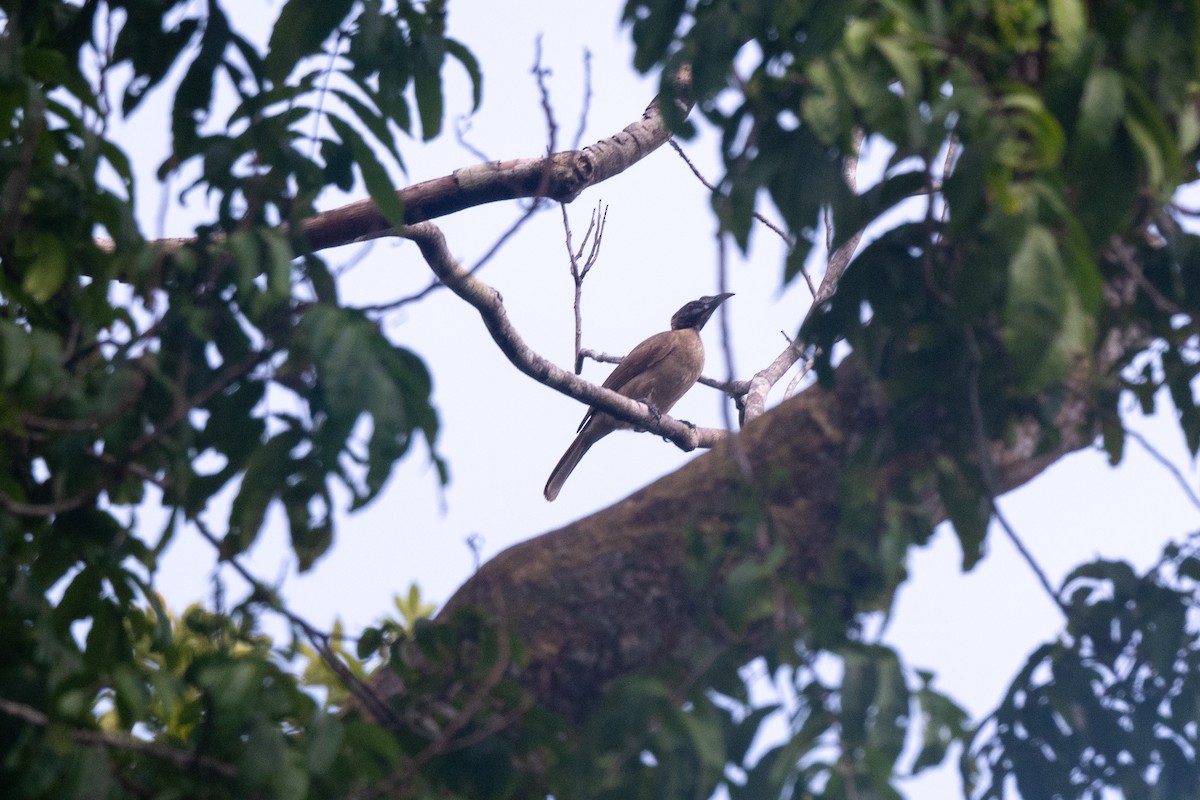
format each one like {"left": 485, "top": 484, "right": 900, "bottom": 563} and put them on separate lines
{"left": 970, "top": 536, "right": 1200, "bottom": 798}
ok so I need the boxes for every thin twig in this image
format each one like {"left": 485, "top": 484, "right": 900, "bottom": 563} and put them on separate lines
{"left": 562, "top": 202, "right": 607, "bottom": 373}
{"left": 667, "top": 139, "right": 805, "bottom": 288}
{"left": 190, "top": 516, "right": 402, "bottom": 730}
{"left": 572, "top": 48, "right": 593, "bottom": 151}
{"left": 1124, "top": 428, "right": 1200, "bottom": 513}
{"left": 359, "top": 203, "right": 543, "bottom": 314}
{"left": 741, "top": 130, "right": 865, "bottom": 421}
{"left": 716, "top": 230, "right": 750, "bottom": 476}
{"left": 532, "top": 35, "right": 557, "bottom": 156}
{"left": 0, "top": 696, "right": 238, "bottom": 779}
{"left": 964, "top": 327, "right": 1067, "bottom": 614}
{"left": 454, "top": 115, "right": 491, "bottom": 163}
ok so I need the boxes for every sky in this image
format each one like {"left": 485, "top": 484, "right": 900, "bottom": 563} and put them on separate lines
{"left": 100, "top": 1, "right": 1200, "bottom": 795}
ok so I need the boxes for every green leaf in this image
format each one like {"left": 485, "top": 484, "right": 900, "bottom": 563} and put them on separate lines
{"left": 20, "top": 233, "right": 68, "bottom": 302}
{"left": 356, "top": 626, "right": 383, "bottom": 659}
{"left": 265, "top": 0, "right": 355, "bottom": 83}
{"left": 171, "top": 5, "right": 230, "bottom": 157}
{"left": 831, "top": 170, "right": 925, "bottom": 253}
{"left": 725, "top": 704, "right": 779, "bottom": 766}
{"left": 305, "top": 713, "right": 343, "bottom": 775}
{"left": 912, "top": 674, "right": 970, "bottom": 774}
{"left": 412, "top": 50, "right": 445, "bottom": 140}
{"left": 1002, "top": 225, "right": 1067, "bottom": 390}
{"left": 1075, "top": 67, "right": 1124, "bottom": 157}
{"left": 330, "top": 88, "right": 401, "bottom": 162}
{"left": 839, "top": 648, "right": 876, "bottom": 744}
{"left": 0, "top": 321, "right": 32, "bottom": 387}
{"left": 225, "top": 433, "right": 296, "bottom": 558}
{"left": 326, "top": 114, "right": 406, "bottom": 229}
{"left": 1100, "top": 417, "right": 1125, "bottom": 466}
{"left": 874, "top": 36, "right": 922, "bottom": 95}
{"left": 446, "top": 39, "right": 483, "bottom": 112}
{"left": 867, "top": 651, "right": 909, "bottom": 767}
{"left": 1048, "top": 0, "right": 1086, "bottom": 59}
{"left": 936, "top": 457, "right": 990, "bottom": 571}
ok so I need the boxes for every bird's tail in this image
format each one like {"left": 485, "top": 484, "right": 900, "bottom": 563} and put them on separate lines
{"left": 543, "top": 431, "right": 597, "bottom": 501}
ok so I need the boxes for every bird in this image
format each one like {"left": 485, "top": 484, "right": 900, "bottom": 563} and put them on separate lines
{"left": 543, "top": 292, "right": 733, "bottom": 501}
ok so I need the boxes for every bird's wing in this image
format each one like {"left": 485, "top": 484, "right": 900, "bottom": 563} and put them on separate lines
{"left": 573, "top": 331, "right": 680, "bottom": 433}
{"left": 600, "top": 331, "right": 677, "bottom": 393}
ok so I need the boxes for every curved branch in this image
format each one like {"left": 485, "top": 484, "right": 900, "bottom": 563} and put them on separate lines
{"left": 401, "top": 221, "right": 725, "bottom": 451}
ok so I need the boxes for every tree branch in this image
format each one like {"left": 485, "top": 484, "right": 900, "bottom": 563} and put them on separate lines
{"left": 0, "top": 696, "right": 237, "bottom": 779}
{"left": 300, "top": 67, "right": 694, "bottom": 252}
{"left": 400, "top": 221, "right": 725, "bottom": 451}
{"left": 742, "top": 128, "right": 864, "bottom": 422}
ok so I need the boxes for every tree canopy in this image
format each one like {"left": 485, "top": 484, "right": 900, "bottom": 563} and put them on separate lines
{"left": 2, "top": 0, "right": 1200, "bottom": 798}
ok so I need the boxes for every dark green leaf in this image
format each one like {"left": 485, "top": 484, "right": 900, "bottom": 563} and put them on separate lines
{"left": 265, "top": 0, "right": 355, "bottom": 83}
{"left": 326, "top": 114, "right": 406, "bottom": 229}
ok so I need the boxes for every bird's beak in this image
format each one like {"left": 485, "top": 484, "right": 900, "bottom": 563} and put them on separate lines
{"left": 704, "top": 292, "right": 733, "bottom": 313}
{"left": 695, "top": 292, "right": 733, "bottom": 328}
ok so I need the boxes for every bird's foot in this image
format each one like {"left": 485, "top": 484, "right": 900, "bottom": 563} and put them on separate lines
{"left": 636, "top": 402, "right": 663, "bottom": 433}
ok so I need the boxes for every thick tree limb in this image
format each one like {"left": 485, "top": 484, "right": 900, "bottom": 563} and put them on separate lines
{"left": 368, "top": 356, "right": 1098, "bottom": 723}
{"left": 303, "top": 68, "right": 693, "bottom": 252}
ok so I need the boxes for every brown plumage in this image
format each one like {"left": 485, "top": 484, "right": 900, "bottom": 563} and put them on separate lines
{"left": 543, "top": 293, "right": 733, "bottom": 501}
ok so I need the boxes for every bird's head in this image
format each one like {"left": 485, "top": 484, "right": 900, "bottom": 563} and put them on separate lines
{"left": 670, "top": 292, "right": 733, "bottom": 330}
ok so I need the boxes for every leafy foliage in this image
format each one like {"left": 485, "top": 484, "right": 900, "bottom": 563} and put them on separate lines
{"left": 970, "top": 536, "right": 1200, "bottom": 798}
{"left": 621, "top": 0, "right": 1200, "bottom": 796}
{"left": 3, "top": 0, "right": 1200, "bottom": 798}
{"left": 0, "top": 1, "right": 475, "bottom": 797}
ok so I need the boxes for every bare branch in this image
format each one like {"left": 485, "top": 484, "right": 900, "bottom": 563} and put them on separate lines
{"left": 741, "top": 129, "right": 865, "bottom": 422}
{"left": 965, "top": 327, "right": 1067, "bottom": 615}
{"left": 561, "top": 201, "right": 608, "bottom": 373}
{"left": 401, "top": 221, "right": 725, "bottom": 451}
{"left": 532, "top": 35, "right": 558, "bottom": 156}
{"left": 666, "top": 139, "right": 804, "bottom": 289}
{"left": 572, "top": 48, "right": 594, "bottom": 150}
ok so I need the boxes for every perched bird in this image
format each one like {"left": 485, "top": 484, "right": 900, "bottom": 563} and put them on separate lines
{"left": 543, "top": 292, "right": 733, "bottom": 501}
